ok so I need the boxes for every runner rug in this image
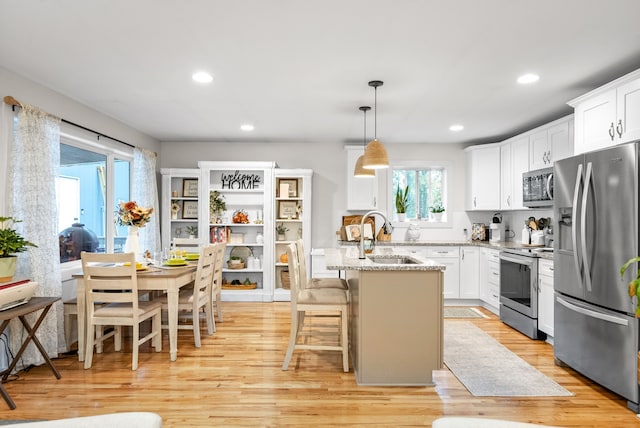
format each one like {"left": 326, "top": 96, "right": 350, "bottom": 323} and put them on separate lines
{"left": 443, "top": 321, "right": 573, "bottom": 397}
{"left": 443, "top": 307, "right": 487, "bottom": 319}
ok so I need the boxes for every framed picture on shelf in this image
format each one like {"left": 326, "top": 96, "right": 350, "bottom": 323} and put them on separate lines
{"left": 182, "top": 201, "right": 199, "bottom": 219}
{"left": 278, "top": 200, "right": 297, "bottom": 219}
{"left": 278, "top": 179, "right": 298, "bottom": 197}
{"left": 182, "top": 179, "right": 198, "bottom": 197}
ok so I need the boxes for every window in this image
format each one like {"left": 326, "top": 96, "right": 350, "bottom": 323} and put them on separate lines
{"left": 390, "top": 162, "right": 448, "bottom": 223}
{"left": 57, "top": 133, "right": 132, "bottom": 263}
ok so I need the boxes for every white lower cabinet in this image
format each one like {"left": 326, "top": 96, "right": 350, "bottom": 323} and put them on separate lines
{"left": 479, "top": 248, "right": 500, "bottom": 314}
{"left": 459, "top": 246, "right": 479, "bottom": 299}
{"left": 538, "top": 259, "right": 554, "bottom": 337}
{"left": 423, "top": 247, "right": 460, "bottom": 299}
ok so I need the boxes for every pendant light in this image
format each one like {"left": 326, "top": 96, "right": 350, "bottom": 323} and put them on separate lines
{"left": 362, "top": 80, "right": 389, "bottom": 169}
{"left": 354, "top": 106, "right": 375, "bottom": 177}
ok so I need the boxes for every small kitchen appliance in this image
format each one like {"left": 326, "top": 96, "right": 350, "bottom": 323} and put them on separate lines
{"left": 489, "top": 213, "right": 504, "bottom": 243}
{"left": 523, "top": 167, "right": 553, "bottom": 207}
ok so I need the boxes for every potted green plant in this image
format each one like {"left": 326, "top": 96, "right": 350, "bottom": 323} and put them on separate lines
{"left": 395, "top": 185, "right": 409, "bottom": 221}
{"left": 209, "top": 190, "right": 226, "bottom": 223}
{"left": 430, "top": 203, "right": 445, "bottom": 221}
{"left": 186, "top": 225, "right": 198, "bottom": 239}
{"left": 620, "top": 256, "right": 640, "bottom": 317}
{"left": 0, "top": 217, "right": 37, "bottom": 282}
{"left": 276, "top": 223, "right": 289, "bottom": 241}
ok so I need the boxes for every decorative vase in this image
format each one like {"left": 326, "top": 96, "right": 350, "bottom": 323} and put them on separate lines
{"left": 124, "top": 226, "right": 141, "bottom": 258}
{"left": 407, "top": 224, "right": 420, "bottom": 241}
{"left": 397, "top": 213, "right": 406, "bottom": 222}
{"left": 0, "top": 257, "right": 17, "bottom": 283}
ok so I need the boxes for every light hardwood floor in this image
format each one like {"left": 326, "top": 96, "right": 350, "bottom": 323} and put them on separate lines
{"left": 3, "top": 303, "right": 639, "bottom": 427}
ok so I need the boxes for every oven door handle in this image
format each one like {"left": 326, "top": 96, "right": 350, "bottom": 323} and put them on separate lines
{"left": 499, "top": 253, "right": 534, "bottom": 267}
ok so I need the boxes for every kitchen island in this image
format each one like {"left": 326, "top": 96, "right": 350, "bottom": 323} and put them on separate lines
{"left": 324, "top": 247, "right": 445, "bottom": 386}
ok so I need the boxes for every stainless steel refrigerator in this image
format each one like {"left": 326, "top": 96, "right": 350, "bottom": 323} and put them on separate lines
{"left": 554, "top": 141, "right": 639, "bottom": 411}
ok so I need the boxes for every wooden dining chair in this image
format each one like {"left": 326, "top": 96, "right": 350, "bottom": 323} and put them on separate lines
{"left": 212, "top": 242, "right": 226, "bottom": 324}
{"left": 295, "top": 239, "right": 347, "bottom": 290}
{"left": 158, "top": 243, "right": 217, "bottom": 347}
{"left": 282, "top": 243, "right": 349, "bottom": 372}
{"left": 81, "top": 251, "right": 162, "bottom": 371}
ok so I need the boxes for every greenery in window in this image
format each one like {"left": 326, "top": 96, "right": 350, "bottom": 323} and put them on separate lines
{"left": 395, "top": 185, "right": 409, "bottom": 214}
{"left": 392, "top": 167, "right": 445, "bottom": 220}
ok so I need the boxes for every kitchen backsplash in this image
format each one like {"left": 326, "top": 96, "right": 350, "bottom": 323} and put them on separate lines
{"left": 466, "top": 209, "right": 553, "bottom": 243}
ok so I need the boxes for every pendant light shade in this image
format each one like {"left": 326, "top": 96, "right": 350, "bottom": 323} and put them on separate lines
{"left": 363, "top": 80, "right": 389, "bottom": 169}
{"left": 363, "top": 138, "right": 389, "bottom": 169}
{"left": 354, "top": 106, "right": 375, "bottom": 177}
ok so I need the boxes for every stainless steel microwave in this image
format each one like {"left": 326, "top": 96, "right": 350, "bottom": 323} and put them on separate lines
{"left": 523, "top": 167, "right": 553, "bottom": 207}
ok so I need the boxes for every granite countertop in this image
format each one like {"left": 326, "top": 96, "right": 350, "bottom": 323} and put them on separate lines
{"left": 336, "top": 240, "right": 554, "bottom": 260}
{"left": 324, "top": 247, "right": 446, "bottom": 271}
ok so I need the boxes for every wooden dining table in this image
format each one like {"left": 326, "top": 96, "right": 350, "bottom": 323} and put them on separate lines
{"left": 73, "top": 264, "right": 197, "bottom": 363}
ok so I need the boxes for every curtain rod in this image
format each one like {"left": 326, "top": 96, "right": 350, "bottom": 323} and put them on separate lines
{"left": 3, "top": 95, "right": 135, "bottom": 149}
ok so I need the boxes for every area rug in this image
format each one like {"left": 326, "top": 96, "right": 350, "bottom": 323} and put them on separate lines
{"left": 443, "top": 307, "right": 487, "bottom": 319}
{"left": 443, "top": 321, "right": 573, "bottom": 397}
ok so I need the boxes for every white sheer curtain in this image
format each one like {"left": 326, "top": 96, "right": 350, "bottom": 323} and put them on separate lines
{"left": 132, "top": 148, "right": 160, "bottom": 256}
{"left": 8, "top": 103, "right": 64, "bottom": 366}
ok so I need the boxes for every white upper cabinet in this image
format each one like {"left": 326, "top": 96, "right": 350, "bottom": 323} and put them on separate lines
{"left": 345, "top": 146, "right": 378, "bottom": 211}
{"left": 500, "top": 143, "right": 512, "bottom": 210}
{"left": 570, "top": 68, "right": 640, "bottom": 154}
{"left": 465, "top": 144, "right": 501, "bottom": 211}
{"left": 528, "top": 116, "right": 573, "bottom": 170}
{"left": 501, "top": 136, "right": 529, "bottom": 210}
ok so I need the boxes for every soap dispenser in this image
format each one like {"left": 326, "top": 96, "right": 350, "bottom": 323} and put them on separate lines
{"left": 521, "top": 221, "right": 530, "bottom": 245}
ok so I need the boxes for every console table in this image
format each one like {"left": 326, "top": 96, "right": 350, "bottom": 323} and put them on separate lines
{"left": 0, "top": 296, "right": 61, "bottom": 409}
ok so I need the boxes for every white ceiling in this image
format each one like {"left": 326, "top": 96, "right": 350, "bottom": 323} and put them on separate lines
{"left": 1, "top": 0, "right": 640, "bottom": 146}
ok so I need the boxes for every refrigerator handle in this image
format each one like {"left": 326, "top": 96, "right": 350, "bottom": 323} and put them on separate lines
{"left": 581, "top": 162, "right": 593, "bottom": 292}
{"left": 571, "top": 163, "right": 583, "bottom": 285}
{"left": 556, "top": 296, "right": 629, "bottom": 326}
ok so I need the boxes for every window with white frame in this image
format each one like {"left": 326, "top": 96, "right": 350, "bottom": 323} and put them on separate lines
{"left": 57, "top": 133, "right": 132, "bottom": 263}
{"left": 390, "top": 162, "right": 448, "bottom": 222}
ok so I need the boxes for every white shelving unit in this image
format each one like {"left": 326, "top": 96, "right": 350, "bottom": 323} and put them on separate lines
{"left": 160, "top": 168, "right": 200, "bottom": 251}
{"left": 198, "top": 161, "right": 275, "bottom": 302}
{"left": 273, "top": 169, "right": 313, "bottom": 302}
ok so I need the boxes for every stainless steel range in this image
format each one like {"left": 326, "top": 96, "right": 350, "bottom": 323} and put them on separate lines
{"left": 499, "top": 248, "right": 549, "bottom": 340}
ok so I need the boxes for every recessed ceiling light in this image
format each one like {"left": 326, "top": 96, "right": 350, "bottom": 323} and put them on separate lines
{"left": 449, "top": 124, "right": 464, "bottom": 132}
{"left": 517, "top": 73, "right": 540, "bottom": 84}
{"left": 192, "top": 71, "right": 213, "bottom": 83}
{"left": 240, "top": 124, "right": 254, "bottom": 132}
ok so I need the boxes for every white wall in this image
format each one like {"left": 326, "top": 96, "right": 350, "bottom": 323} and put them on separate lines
{"left": 160, "top": 140, "right": 471, "bottom": 248}
{"left": 0, "top": 66, "right": 160, "bottom": 217}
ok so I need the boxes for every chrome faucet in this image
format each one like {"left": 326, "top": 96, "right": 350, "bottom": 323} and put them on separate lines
{"left": 359, "top": 210, "right": 394, "bottom": 259}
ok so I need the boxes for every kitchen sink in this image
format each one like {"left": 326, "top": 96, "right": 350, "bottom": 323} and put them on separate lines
{"left": 367, "top": 256, "right": 419, "bottom": 265}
